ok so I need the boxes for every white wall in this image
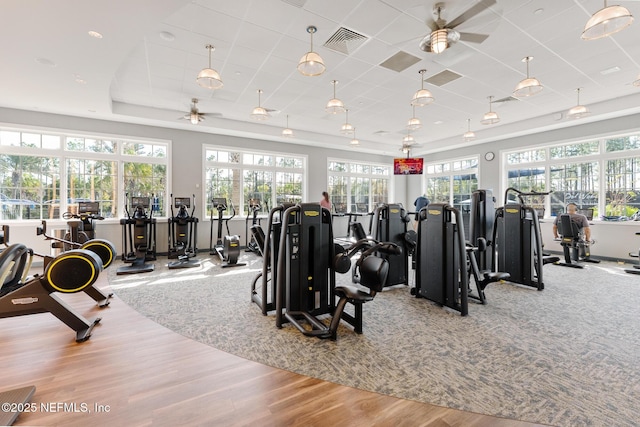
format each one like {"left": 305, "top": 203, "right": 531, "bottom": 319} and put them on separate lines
{"left": 3, "top": 107, "right": 640, "bottom": 263}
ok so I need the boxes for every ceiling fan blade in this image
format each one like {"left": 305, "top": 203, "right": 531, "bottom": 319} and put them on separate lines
{"left": 446, "top": 0, "right": 497, "bottom": 29}
{"left": 458, "top": 32, "right": 489, "bottom": 43}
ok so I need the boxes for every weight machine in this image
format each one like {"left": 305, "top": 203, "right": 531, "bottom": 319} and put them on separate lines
{"left": 117, "top": 195, "right": 156, "bottom": 275}
{"left": 492, "top": 188, "right": 558, "bottom": 290}
{"left": 209, "top": 198, "right": 245, "bottom": 267}
{"left": 167, "top": 194, "right": 200, "bottom": 269}
{"left": 275, "top": 203, "right": 398, "bottom": 340}
{"left": 370, "top": 203, "right": 415, "bottom": 287}
{"left": 250, "top": 203, "right": 294, "bottom": 315}
{"left": 411, "top": 203, "right": 469, "bottom": 316}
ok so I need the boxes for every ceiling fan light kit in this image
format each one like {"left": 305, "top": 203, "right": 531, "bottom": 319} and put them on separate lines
{"left": 430, "top": 29, "right": 449, "bottom": 54}
{"left": 298, "top": 26, "right": 326, "bottom": 76}
{"left": 581, "top": 1, "right": 634, "bottom": 40}
{"left": 186, "top": 98, "right": 204, "bottom": 124}
{"left": 196, "top": 44, "right": 223, "bottom": 90}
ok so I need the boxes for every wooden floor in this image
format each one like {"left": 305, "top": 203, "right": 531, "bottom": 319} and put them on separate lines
{"left": 1, "top": 275, "right": 549, "bottom": 427}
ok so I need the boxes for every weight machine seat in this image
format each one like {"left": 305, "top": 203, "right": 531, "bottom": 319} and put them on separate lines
{"left": 329, "top": 247, "right": 392, "bottom": 339}
{"left": 555, "top": 214, "right": 597, "bottom": 267}
{"left": 466, "top": 239, "right": 510, "bottom": 304}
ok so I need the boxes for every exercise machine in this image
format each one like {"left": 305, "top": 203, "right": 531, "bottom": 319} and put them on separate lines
{"left": 245, "top": 199, "right": 263, "bottom": 253}
{"left": 625, "top": 231, "right": 640, "bottom": 274}
{"left": 274, "top": 203, "right": 398, "bottom": 340}
{"left": 554, "top": 214, "right": 599, "bottom": 268}
{"left": 0, "top": 243, "right": 103, "bottom": 342}
{"left": 167, "top": 194, "right": 200, "bottom": 269}
{"left": 210, "top": 198, "right": 245, "bottom": 267}
{"left": 59, "top": 201, "right": 104, "bottom": 251}
{"left": 370, "top": 203, "right": 416, "bottom": 287}
{"left": 468, "top": 189, "right": 495, "bottom": 272}
{"left": 117, "top": 195, "right": 156, "bottom": 275}
{"left": 411, "top": 203, "right": 469, "bottom": 316}
{"left": 250, "top": 203, "right": 294, "bottom": 315}
{"left": 36, "top": 220, "right": 116, "bottom": 306}
{"left": 492, "top": 188, "right": 558, "bottom": 291}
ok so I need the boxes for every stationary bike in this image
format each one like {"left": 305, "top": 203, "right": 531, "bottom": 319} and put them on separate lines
{"left": 209, "top": 198, "right": 245, "bottom": 268}
{"left": 60, "top": 201, "right": 104, "bottom": 250}
{"left": 167, "top": 194, "right": 200, "bottom": 269}
{"left": 117, "top": 195, "right": 157, "bottom": 275}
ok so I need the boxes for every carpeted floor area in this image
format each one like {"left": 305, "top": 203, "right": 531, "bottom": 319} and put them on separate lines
{"left": 108, "top": 253, "right": 640, "bottom": 427}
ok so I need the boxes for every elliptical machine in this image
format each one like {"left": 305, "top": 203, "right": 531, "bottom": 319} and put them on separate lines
{"left": 245, "top": 199, "right": 262, "bottom": 253}
{"left": 167, "top": 194, "right": 200, "bottom": 269}
{"left": 117, "top": 195, "right": 157, "bottom": 275}
{"left": 209, "top": 198, "right": 245, "bottom": 267}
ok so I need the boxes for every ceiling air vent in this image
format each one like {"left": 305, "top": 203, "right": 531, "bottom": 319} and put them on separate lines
{"left": 425, "top": 70, "right": 462, "bottom": 87}
{"left": 379, "top": 51, "right": 422, "bottom": 73}
{"left": 323, "top": 27, "right": 368, "bottom": 55}
{"left": 281, "top": 0, "right": 307, "bottom": 7}
{"left": 493, "top": 96, "right": 519, "bottom": 106}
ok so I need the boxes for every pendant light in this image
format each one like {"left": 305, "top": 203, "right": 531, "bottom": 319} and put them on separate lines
{"left": 402, "top": 132, "right": 415, "bottom": 144}
{"left": 567, "top": 88, "right": 590, "bottom": 119}
{"left": 196, "top": 44, "right": 223, "bottom": 90}
{"left": 513, "top": 56, "right": 543, "bottom": 97}
{"left": 326, "top": 80, "right": 345, "bottom": 114}
{"left": 481, "top": 96, "right": 500, "bottom": 125}
{"left": 411, "top": 69, "right": 434, "bottom": 107}
{"left": 463, "top": 118, "right": 476, "bottom": 141}
{"left": 407, "top": 105, "right": 422, "bottom": 130}
{"left": 349, "top": 128, "right": 359, "bottom": 146}
{"left": 581, "top": 1, "right": 634, "bottom": 40}
{"left": 282, "top": 115, "right": 294, "bottom": 137}
{"left": 297, "top": 26, "right": 326, "bottom": 76}
{"left": 251, "top": 89, "right": 270, "bottom": 121}
{"left": 340, "top": 109, "right": 354, "bottom": 135}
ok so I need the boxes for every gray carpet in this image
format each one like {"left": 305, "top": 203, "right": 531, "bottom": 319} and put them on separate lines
{"left": 108, "top": 254, "right": 640, "bottom": 427}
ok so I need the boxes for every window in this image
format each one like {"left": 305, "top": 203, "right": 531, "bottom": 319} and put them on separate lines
{"left": 327, "top": 159, "right": 390, "bottom": 213}
{"left": 0, "top": 127, "right": 169, "bottom": 220}
{"left": 504, "top": 133, "right": 640, "bottom": 218}
{"left": 424, "top": 157, "right": 478, "bottom": 213}
{"left": 204, "top": 146, "right": 306, "bottom": 218}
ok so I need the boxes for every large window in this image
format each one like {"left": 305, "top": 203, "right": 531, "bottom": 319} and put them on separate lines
{"left": 504, "top": 133, "right": 640, "bottom": 218}
{"left": 327, "top": 160, "right": 390, "bottom": 213}
{"left": 204, "top": 146, "right": 306, "bottom": 219}
{"left": 0, "top": 127, "right": 169, "bottom": 220}
{"left": 424, "top": 157, "right": 478, "bottom": 213}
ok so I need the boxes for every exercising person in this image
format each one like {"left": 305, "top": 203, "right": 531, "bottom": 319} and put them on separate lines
{"left": 553, "top": 203, "right": 591, "bottom": 241}
{"left": 320, "top": 191, "right": 332, "bottom": 211}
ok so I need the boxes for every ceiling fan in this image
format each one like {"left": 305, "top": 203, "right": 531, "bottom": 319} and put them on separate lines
{"left": 419, "top": 0, "right": 496, "bottom": 54}
{"left": 182, "top": 98, "right": 206, "bottom": 125}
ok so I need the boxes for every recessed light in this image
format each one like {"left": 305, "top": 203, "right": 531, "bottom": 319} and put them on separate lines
{"left": 434, "top": 120, "right": 444, "bottom": 125}
{"left": 73, "top": 74, "right": 86, "bottom": 84}
{"left": 600, "top": 66, "right": 621, "bottom": 75}
{"left": 159, "top": 31, "right": 175, "bottom": 41}
{"left": 534, "top": 8, "right": 544, "bottom": 15}
{"left": 88, "top": 30, "right": 103, "bottom": 39}
{"left": 35, "top": 57, "right": 56, "bottom": 67}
